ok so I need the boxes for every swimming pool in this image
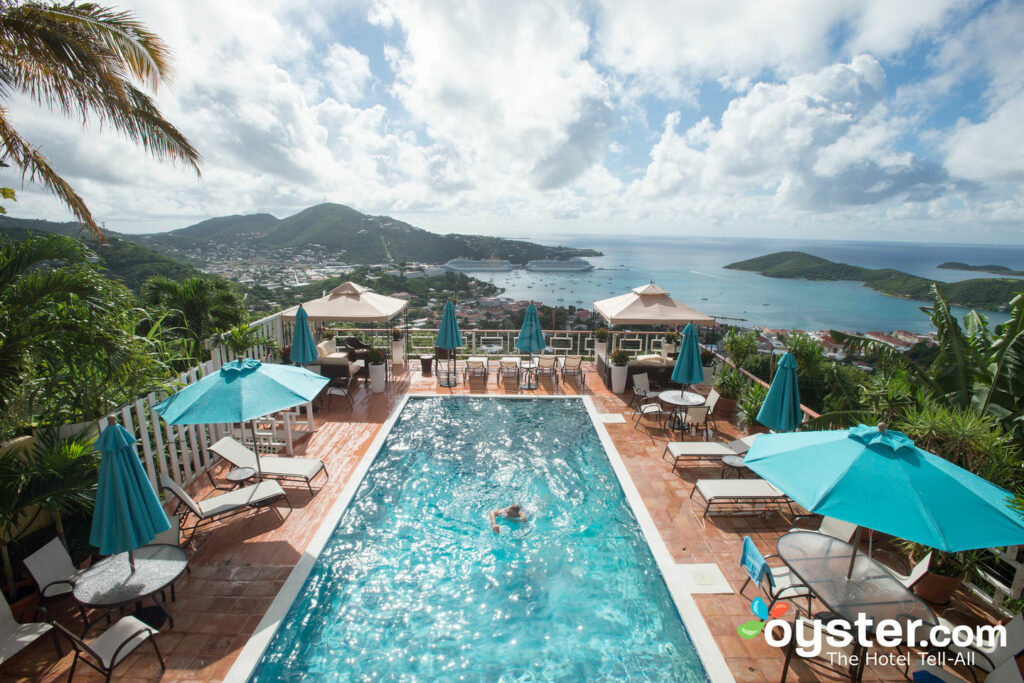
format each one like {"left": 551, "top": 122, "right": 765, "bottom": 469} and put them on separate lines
{"left": 248, "top": 397, "right": 711, "bottom": 681}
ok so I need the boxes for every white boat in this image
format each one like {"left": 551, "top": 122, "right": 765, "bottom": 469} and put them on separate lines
{"left": 525, "top": 257, "right": 594, "bottom": 272}
{"left": 442, "top": 258, "right": 515, "bottom": 272}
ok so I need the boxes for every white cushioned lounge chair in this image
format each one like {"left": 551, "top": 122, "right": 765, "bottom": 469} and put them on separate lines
{"left": 662, "top": 435, "right": 758, "bottom": 472}
{"left": 690, "top": 479, "right": 792, "bottom": 518}
{"left": 208, "top": 437, "right": 328, "bottom": 495}
{"left": 159, "top": 474, "right": 289, "bottom": 546}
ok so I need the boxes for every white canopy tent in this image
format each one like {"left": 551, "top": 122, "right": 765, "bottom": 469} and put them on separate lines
{"left": 281, "top": 281, "right": 408, "bottom": 323}
{"left": 593, "top": 283, "right": 714, "bottom": 326}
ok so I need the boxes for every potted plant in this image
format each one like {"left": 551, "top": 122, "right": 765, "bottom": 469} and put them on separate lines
{"left": 610, "top": 349, "right": 630, "bottom": 394}
{"left": 737, "top": 383, "right": 770, "bottom": 434}
{"left": 711, "top": 365, "right": 747, "bottom": 420}
{"left": 390, "top": 328, "right": 405, "bottom": 366}
{"left": 701, "top": 348, "right": 716, "bottom": 384}
{"left": 661, "top": 331, "right": 678, "bottom": 358}
{"left": 367, "top": 348, "right": 386, "bottom": 393}
{"left": 904, "top": 545, "right": 979, "bottom": 606}
{"left": 595, "top": 328, "right": 609, "bottom": 358}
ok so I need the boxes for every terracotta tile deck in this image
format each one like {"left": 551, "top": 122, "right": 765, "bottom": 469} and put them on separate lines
{"left": 0, "top": 362, "right": 994, "bottom": 682}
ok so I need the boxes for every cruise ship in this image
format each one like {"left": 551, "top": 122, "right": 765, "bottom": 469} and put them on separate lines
{"left": 442, "top": 257, "right": 515, "bottom": 272}
{"left": 525, "top": 257, "right": 594, "bottom": 272}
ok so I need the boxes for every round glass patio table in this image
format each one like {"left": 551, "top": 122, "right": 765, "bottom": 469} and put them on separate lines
{"left": 519, "top": 359, "right": 538, "bottom": 390}
{"left": 74, "top": 544, "right": 188, "bottom": 629}
{"left": 776, "top": 531, "right": 937, "bottom": 647}
{"left": 657, "top": 390, "right": 705, "bottom": 407}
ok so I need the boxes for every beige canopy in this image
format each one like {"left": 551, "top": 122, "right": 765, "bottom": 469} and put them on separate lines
{"left": 593, "top": 283, "right": 715, "bottom": 326}
{"left": 281, "top": 281, "right": 408, "bottom": 323}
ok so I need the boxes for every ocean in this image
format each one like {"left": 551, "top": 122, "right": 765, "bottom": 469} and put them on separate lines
{"left": 470, "top": 236, "right": 1024, "bottom": 334}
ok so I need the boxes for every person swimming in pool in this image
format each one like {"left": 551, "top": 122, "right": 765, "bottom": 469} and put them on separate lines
{"left": 489, "top": 504, "right": 528, "bottom": 534}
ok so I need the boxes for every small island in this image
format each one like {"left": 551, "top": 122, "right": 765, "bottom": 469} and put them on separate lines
{"left": 938, "top": 262, "right": 1024, "bottom": 277}
{"left": 725, "top": 251, "right": 1023, "bottom": 311}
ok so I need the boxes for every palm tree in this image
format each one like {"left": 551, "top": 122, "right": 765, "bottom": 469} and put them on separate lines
{"left": 0, "top": 1, "right": 201, "bottom": 239}
{"left": 141, "top": 275, "right": 245, "bottom": 357}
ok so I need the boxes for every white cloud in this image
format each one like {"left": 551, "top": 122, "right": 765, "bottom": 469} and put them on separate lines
{"left": 945, "top": 92, "right": 1024, "bottom": 181}
{"left": 322, "top": 44, "right": 373, "bottom": 101}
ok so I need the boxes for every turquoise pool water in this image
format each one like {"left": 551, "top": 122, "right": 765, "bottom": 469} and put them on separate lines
{"left": 252, "top": 397, "right": 709, "bottom": 681}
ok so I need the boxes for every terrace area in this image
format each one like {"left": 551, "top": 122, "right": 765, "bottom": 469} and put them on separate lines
{"left": 0, "top": 349, "right": 1009, "bottom": 682}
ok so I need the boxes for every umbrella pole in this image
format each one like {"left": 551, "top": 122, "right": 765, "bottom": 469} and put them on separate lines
{"left": 128, "top": 549, "right": 136, "bottom": 574}
{"left": 846, "top": 526, "right": 863, "bottom": 579}
{"left": 250, "top": 421, "right": 263, "bottom": 480}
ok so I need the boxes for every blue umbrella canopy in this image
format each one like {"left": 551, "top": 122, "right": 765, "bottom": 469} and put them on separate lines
{"left": 744, "top": 424, "right": 1024, "bottom": 552}
{"left": 515, "top": 303, "right": 546, "bottom": 354}
{"left": 756, "top": 352, "right": 802, "bottom": 432}
{"left": 436, "top": 301, "right": 463, "bottom": 350}
{"left": 154, "top": 359, "right": 328, "bottom": 425}
{"left": 90, "top": 422, "right": 171, "bottom": 556}
{"left": 670, "top": 323, "right": 704, "bottom": 385}
{"left": 289, "top": 304, "right": 318, "bottom": 365}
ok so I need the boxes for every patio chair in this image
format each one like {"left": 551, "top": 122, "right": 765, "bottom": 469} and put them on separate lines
{"left": 23, "top": 538, "right": 90, "bottom": 626}
{"left": 880, "top": 551, "right": 932, "bottom": 589}
{"left": 678, "top": 405, "right": 711, "bottom": 440}
{"left": 629, "top": 373, "right": 657, "bottom": 412}
{"left": 497, "top": 359, "right": 519, "bottom": 385}
{"left": 690, "top": 478, "right": 792, "bottom": 518}
{"left": 52, "top": 616, "right": 163, "bottom": 682}
{"left": 147, "top": 514, "right": 187, "bottom": 603}
{"left": 463, "top": 359, "right": 489, "bottom": 384}
{"left": 325, "top": 377, "right": 353, "bottom": 410}
{"left": 159, "top": 474, "right": 290, "bottom": 546}
{"left": 740, "top": 536, "right": 813, "bottom": 615}
{"left": 703, "top": 389, "right": 720, "bottom": 430}
{"left": 788, "top": 515, "right": 858, "bottom": 544}
{"left": 633, "top": 398, "right": 666, "bottom": 435}
{"left": 1, "top": 593, "right": 60, "bottom": 665}
{"left": 662, "top": 436, "right": 758, "bottom": 471}
{"left": 916, "top": 657, "right": 1024, "bottom": 682}
{"left": 561, "top": 355, "right": 583, "bottom": 384}
{"left": 780, "top": 616, "right": 856, "bottom": 681}
{"left": 933, "top": 612, "right": 1024, "bottom": 678}
{"left": 209, "top": 437, "right": 328, "bottom": 495}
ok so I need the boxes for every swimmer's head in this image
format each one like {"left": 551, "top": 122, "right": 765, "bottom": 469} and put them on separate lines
{"left": 508, "top": 504, "right": 521, "bottom": 516}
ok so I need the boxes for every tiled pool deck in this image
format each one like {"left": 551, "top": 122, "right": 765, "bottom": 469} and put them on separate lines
{"left": 1, "top": 362, "right": 996, "bottom": 682}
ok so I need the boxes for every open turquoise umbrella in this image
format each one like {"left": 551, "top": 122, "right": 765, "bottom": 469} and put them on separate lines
{"left": 670, "top": 323, "right": 704, "bottom": 387}
{"left": 90, "top": 420, "right": 171, "bottom": 571}
{"left": 154, "top": 359, "right": 328, "bottom": 475}
{"left": 516, "top": 302, "right": 546, "bottom": 389}
{"left": 745, "top": 424, "right": 1024, "bottom": 575}
{"left": 756, "top": 352, "right": 801, "bottom": 432}
{"left": 435, "top": 301, "right": 462, "bottom": 387}
{"left": 289, "top": 304, "right": 318, "bottom": 365}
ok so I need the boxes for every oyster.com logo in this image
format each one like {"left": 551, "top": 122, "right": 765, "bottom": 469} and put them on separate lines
{"left": 736, "top": 597, "right": 789, "bottom": 639}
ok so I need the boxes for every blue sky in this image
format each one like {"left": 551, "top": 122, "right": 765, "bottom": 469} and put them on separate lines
{"left": 2, "top": 0, "right": 1023, "bottom": 244}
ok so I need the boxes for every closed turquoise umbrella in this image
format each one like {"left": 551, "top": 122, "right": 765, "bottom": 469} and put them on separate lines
{"left": 90, "top": 420, "right": 171, "bottom": 571}
{"left": 745, "top": 424, "right": 1024, "bottom": 575}
{"left": 756, "top": 352, "right": 801, "bottom": 432}
{"left": 516, "top": 303, "right": 546, "bottom": 389}
{"left": 289, "top": 304, "right": 318, "bottom": 365}
{"left": 154, "top": 359, "right": 328, "bottom": 475}
{"left": 435, "top": 301, "right": 462, "bottom": 387}
{"left": 670, "top": 323, "right": 704, "bottom": 387}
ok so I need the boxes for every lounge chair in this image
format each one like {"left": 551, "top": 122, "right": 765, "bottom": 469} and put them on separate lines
{"left": 789, "top": 515, "right": 858, "bottom": 544}
{"left": 740, "top": 536, "right": 812, "bottom": 615}
{"left": 208, "top": 437, "right": 328, "bottom": 495}
{"left": 463, "top": 359, "right": 489, "bottom": 383}
{"left": 497, "top": 359, "right": 519, "bottom": 385}
{"left": 690, "top": 478, "right": 791, "bottom": 517}
{"left": 534, "top": 356, "right": 558, "bottom": 382}
{"left": 561, "top": 355, "right": 583, "bottom": 383}
{"left": 52, "top": 616, "right": 163, "bottom": 681}
{"left": 662, "top": 435, "right": 758, "bottom": 471}
{"left": 1, "top": 593, "right": 60, "bottom": 665}
{"left": 159, "top": 474, "right": 290, "bottom": 546}
{"left": 23, "top": 538, "right": 90, "bottom": 626}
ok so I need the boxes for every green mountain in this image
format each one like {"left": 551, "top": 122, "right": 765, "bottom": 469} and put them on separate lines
{"left": 938, "top": 261, "right": 1024, "bottom": 277}
{"left": 138, "top": 203, "right": 601, "bottom": 264}
{"left": 0, "top": 217, "right": 204, "bottom": 290}
{"left": 726, "top": 251, "right": 1024, "bottom": 311}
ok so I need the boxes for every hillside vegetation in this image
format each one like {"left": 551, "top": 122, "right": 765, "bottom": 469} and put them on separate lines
{"left": 138, "top": 203, "right": 601, "bottom": 264}
{"left": 726, "top": 251, "right": 1023, "bottom": 311}
{"left": 938, "top": 261, "right": 1024, "bottom": 277}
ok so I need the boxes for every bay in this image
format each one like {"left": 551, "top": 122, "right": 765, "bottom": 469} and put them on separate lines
{"left": 471, "top": 236, "right": 1024, "bottom": 334}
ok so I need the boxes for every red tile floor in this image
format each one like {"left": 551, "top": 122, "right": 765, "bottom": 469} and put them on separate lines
{"left": 0, "top": 361, "right": 997, "bottom": 681}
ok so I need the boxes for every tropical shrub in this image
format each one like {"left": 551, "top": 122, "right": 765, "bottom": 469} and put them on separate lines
{"left": 737, "top": 383, "right": 768, "bottom": 430}
{"left": 723, "top": 329, "right": 759, "bottom": 368}
{"left": 712, "top": 365, "right": 747, "bottom": 400}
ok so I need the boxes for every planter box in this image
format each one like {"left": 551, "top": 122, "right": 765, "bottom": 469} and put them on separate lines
{"left": 660, "top": 343, "right": 676, "bottom": 359}
{"left": 369, "top": 363, "right": 386, "bottom": 394}
{"left": 391, "top": 340, "right": 405, "bottom": 366}
{"left": 611, "top": 365, "right": 628, "bottom": 394}
{"left": 594, "top": 341, "right": 607, "bottom": 358}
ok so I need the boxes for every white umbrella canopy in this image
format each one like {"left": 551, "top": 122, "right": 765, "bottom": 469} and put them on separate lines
{"left": 594, "top": 284, "right": 715, "bottom": 326}
{"left": 281, "top": 281, "right": 408, "bottom": 323}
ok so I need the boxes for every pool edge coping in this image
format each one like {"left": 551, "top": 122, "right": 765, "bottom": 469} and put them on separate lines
{"left": 225, "top": 393, "right": 734, "bottom": 682}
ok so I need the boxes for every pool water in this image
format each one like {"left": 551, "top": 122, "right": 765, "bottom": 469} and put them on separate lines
{"left": 252, "top": 397, "right": 709, "bottom": 681}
